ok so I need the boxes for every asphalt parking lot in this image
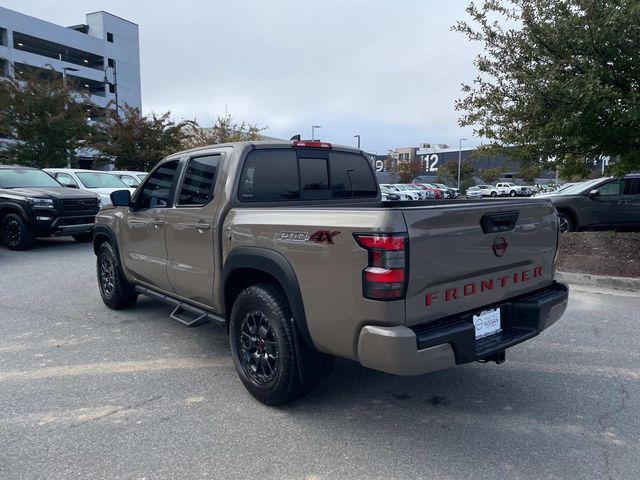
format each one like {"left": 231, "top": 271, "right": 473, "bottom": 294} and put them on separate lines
{"left": 1, "top": 239, "right": 639, "bottom": 480}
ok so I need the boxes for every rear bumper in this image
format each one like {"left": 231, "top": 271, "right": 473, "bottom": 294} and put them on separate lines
{"left": 357, "top": 282, "right": 568, "bottom": 376}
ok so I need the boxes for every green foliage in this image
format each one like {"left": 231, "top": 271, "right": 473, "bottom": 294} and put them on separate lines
{"left": 0, "top": 70, "right": 96, "bottom": 168}
{"left": 517, "top": 163, "right": 542, "bottom": 183}
{"left": 183, "top": 114, "right": 266, "bottom": 148}
{"left": 479, "top": 167, "right": 503, "bottom": 184}
{"left": 92, "top": 106, "right": 195, "bottom": 171}
{"left": 437, "top": 160, "right": 476, "bottom": 186}
{"left": 396, "top": 155, "right": 423, "bottom": 183}
{"left": 556, "top": 154, "right": 593, "bottom": 181}
{"left": 454, "top": 0, "right": 640, "bottom": 175}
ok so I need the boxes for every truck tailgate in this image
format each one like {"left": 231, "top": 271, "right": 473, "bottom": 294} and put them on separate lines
{"left": 402, "top": 199, "right": 558, "bottom": 327}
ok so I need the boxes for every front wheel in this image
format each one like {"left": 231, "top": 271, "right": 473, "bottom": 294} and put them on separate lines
{"left": 490, "top": 191, "right": 497, "bottom": 197}
{"left": 1, "top": 213, "right": 35, "bottom": 251}
{"left": 97, "top": 242, "right": 138, "bottom": 309}
{"left": 558, "top": 213, "right": 574, "bottom": 233}
{"left": 229, "top": 283, "right": 312, "bottom": 406}
{"left": 509, "top": 190, "right": 517, "bottom": 197}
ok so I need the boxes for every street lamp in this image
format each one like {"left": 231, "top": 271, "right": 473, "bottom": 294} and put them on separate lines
{"left": 457, "top": 138, "right": 467, "bottom": 190}
{"left": 311, "top": 125, "right": 321, "bottom": 140}
{"left": 104, "top": 65, "right": 119, "bottom": 116}
{"left": 354, "top": 134, "right": 361, "bottom": 149}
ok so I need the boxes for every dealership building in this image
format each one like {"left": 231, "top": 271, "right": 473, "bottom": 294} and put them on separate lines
{"left": 0, "top": 6, "right": 141, "bottom": 165}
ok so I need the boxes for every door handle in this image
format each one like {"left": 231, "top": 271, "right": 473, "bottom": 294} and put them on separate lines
{"left": 192, "top": 222, "right": 211, "bottom": 230}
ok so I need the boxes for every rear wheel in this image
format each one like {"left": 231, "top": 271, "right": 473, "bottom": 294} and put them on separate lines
{"left": 229, "top": 283, "right": 312, "bottom": 406}
{"left": 490, "top": 191, "right": 497, "bottom": 197}
{"left": 1, "top": 213, "right": 35, "bottom": 251}
{"left": 558, "top": 212, "right": 574, "bottom": 233}
{"left": 509, "top": 190, "right": 517, "bottom": 197}
{"left": 97, "top": 242, "right": 138, "bottom": 309}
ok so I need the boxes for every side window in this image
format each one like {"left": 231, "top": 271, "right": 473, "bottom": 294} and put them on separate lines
{"left": 299, "top": 157, "right": 330, "bottom": 200}
{"left": 178, "top": 154, "right": 220, "bottom": 206}
{"left": 623, "top": 178, "right": 640, "bottom": 195}
{"left": 598, "top": 180, "right": 623, "bottom": 196}
{"left": 119, "top": 175, "right": 138, "bottom": 187}
{"left": 136, "top": 160, "right": 179, "bottom": 209}
{"left": 56, "top": 173, "right": 78, "bottom": 188}
{"left": 330, "top": 153, "right": 378, "bottom": 198}
{"left": 238, "top": 151, "right": 299, "bottom": 202}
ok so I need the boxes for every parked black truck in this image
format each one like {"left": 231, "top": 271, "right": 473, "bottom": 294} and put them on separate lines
{"left": 0, "top": 165, "right": 100, "bottom": 250}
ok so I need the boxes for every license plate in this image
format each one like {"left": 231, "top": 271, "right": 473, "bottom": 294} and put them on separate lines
{"left": 473, "top": 308, "right": 502, "bottom": 340}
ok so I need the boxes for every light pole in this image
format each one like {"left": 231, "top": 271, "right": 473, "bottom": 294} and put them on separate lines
{"left": 457, "top": 138, "right": 467, "bottom": 190}
{"left": 354, "top": 134, "right": 361, "bottom": 149}
{"left": 104, "top": 65, "right": 119, "bottom": 116}
{"left": 311, "top": 125, "right": 321, "bottom": 140}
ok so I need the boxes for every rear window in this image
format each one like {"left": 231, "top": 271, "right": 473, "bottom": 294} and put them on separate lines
{"left": 238, "top": 149, "right": 377, "bottom": 202}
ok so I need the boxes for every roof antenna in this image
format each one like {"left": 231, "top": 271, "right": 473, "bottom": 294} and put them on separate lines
{"left": 290, "top": 134, "right": 301, "bottom": 141}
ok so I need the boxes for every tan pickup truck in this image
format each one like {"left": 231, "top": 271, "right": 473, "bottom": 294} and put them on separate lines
{"left": 93, "top": 140, "right": 568, "bottom": 405}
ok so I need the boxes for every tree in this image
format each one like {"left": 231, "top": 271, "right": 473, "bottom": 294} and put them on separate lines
{"left": 479, "top": 167, "right": 503, "bottom": 184}
{"left": 556, "top": 154, "right": 593, "bottom": 181}
{"left": 0, "top": 69, "right": 96, "bottom": 168}
{"left": 437, "top": 160, "right": 476, "bottom": 186}
{"left": 92, "top": 106, "right": 195, "bottom": 170}
{"left": 183, "top": 114, "right": 265, "bottom": 149}
{"left": 396, "top": 156, "right": 424, "bottom": 183}
{"left": 517, "top": 163, "right": 542, "bottom": 183}
{"left": 454, "top": 0, "right": 640, "bottom": 175}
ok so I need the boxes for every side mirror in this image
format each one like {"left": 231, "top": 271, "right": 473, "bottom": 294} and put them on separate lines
{"left": 110, "top": 189, "right": 131, "bottom": 207}
{"left": 588, "top": 189, "right": 600, "bottom": 198}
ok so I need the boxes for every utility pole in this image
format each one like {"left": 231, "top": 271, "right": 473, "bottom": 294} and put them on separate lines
{"left": 312, "top": 125, "right": 321, "bottom": 140}
{"left": 354, "top": 134, "right": 361, "bottom": 149}
{"left": 457, "top": 138, "right": 467, "bottom": 190}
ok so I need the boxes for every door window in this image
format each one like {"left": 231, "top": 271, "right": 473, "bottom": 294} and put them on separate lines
{"left": 178, "top": 154, "right": 220, "bottom": 206}
{"left": 623, "top": 178, "right": 640, "bottom": 195}
{"left": 598, "top": 180, "right": 623, "bottom": 196}
{"left": 135, "top": 160, "right": 179, "bottom": 209}
{"left": 56, "top": 173, "right": 78, "bottom": 188}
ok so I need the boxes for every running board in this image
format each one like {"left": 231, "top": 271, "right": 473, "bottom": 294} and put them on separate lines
{"left": 134, "top": 285, "right": 225, "bottom": 327}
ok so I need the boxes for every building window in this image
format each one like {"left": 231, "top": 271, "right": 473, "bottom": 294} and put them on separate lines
{"left": 107, "top": 58, "right": 115, "bottom": 68}
{"left": 0, "top": 28, "right": 6, "bottom": 47}
{"left": 109, "top": 83, "right": 116, "bottom": 94}
{"left": 0, "top": 59, "right": 7, "bottom": 78}
{"left": 107, "top": 32, "right": 114, "bottom": 43}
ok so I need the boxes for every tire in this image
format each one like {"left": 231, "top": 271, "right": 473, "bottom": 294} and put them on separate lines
{"left": 229, "top": 283, "right": 311, "bottom": 406}
{"left": 490, "top": 191, "right": 497, "bottom": 197}
{"left": 72, "top": 232, "right": 94, "bottom": 243}
{"left": 1, "top": 213, "right": 35, "bottom": 251}
{"left": 558, "top": 212, "right": 574, "bottom": 233}
{"left": 96, "top": 242, "right": 138, "bottom": 309}
{"left": 510, "top": 190, "right": 517, "bottom": 197}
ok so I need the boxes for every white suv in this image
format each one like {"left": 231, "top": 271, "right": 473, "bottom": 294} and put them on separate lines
{"left": 45, "top": 169, "right": 136, "bottom": 207}
{"left": 496, "top": 182, "right": 532, "bottom": 197}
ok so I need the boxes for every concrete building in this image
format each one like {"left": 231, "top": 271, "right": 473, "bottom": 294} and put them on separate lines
{"left": 0, "top": 6, "right": 141, "bottom": 114}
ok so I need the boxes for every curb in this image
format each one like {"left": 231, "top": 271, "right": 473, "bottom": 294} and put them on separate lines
{"left": 556, "top": 271, "right": 640, "bottom": 292}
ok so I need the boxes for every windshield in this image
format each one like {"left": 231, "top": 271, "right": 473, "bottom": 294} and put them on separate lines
{"left": 119, "top": 175, "right": 140, "bottom": 187}
{"left": 0, "top": 169, "right": 62, "bottom": 188}
{"left": 555, "top": 178, "right": 605, "bottom": 195}
{"left": 76, "top": 172, "right": 128, "bottom": 189}
{"left": 136, "top": 174, "right": 147, "bottom": 182}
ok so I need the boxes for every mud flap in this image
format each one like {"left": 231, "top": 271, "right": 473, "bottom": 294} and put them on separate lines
{"left": 291, "top": 318, "right": 335, "bottom": 385}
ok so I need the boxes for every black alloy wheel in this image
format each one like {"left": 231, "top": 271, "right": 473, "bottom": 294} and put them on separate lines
{"left": 239, "top": 310, "right": 280, "bottom": 384}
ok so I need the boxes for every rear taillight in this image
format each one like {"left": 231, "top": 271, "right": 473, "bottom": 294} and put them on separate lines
{"left": 354, "top": 233, "right": 408, "bottom": 301}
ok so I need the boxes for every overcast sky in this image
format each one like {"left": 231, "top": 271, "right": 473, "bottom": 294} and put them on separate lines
{"left": 4, "top": 0, "right": 482, "bottom": 153}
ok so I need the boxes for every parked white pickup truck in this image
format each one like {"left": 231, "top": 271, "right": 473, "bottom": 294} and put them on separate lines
{"left": 496, "top": 182, "right": 532, "bottom": 197}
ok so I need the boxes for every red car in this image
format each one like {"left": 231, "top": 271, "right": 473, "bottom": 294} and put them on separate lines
{"left": 413, "top": 183, "right": 443, "bottom": 199}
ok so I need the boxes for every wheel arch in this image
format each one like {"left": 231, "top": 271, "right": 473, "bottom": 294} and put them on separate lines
{"left": 93, "top": 224, "right": 129, "bottom": 280}
{"left": 0, "top": 202, "right": 29, "bottom": 223}
{"left": 223, "top": 247, "right": 316, "bottom": 351}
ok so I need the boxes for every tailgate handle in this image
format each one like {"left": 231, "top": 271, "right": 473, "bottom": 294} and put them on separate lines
{"left": 481, "top": 211, "right": 519, "bottom": 233}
